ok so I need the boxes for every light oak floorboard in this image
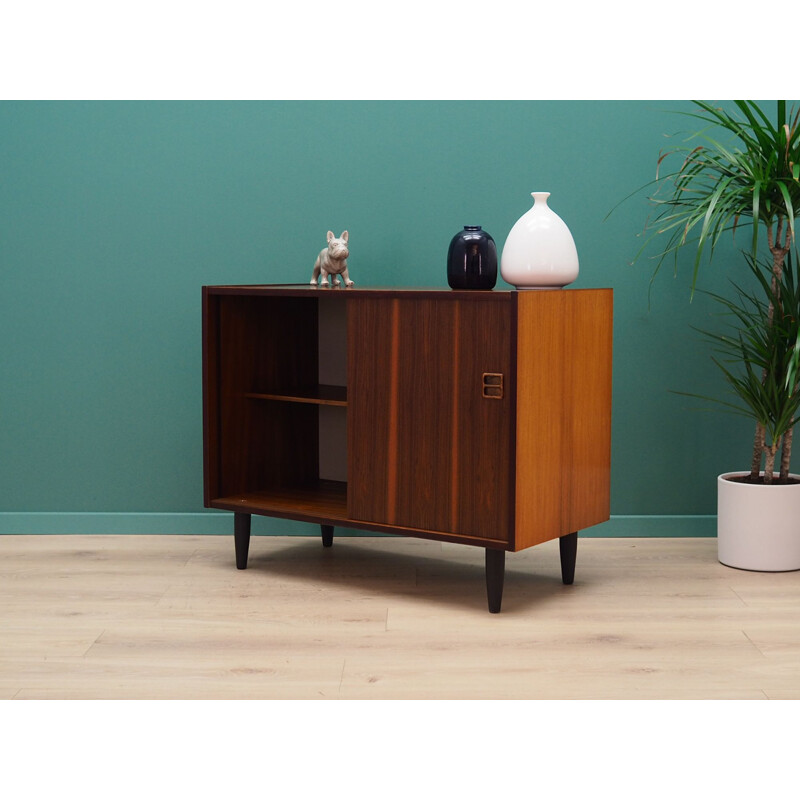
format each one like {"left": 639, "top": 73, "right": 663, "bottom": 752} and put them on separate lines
{"left": 1, "top": 535, "right": 798, "bottom": 699}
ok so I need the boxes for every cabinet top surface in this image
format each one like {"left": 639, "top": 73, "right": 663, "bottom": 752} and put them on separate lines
{"left": 203, "top": 284, "right": 610, "bottom": 299}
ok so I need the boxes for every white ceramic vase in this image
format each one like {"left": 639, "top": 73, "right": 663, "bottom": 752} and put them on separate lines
{"left": 717, "top": 472, "right": 800, "bottom": 572}
{"left": 500, "top": 191, "right": 579, "bottom": 289}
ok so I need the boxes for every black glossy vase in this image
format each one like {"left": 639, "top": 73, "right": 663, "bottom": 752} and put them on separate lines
{"left": 447, "top": 226, "right": 498, "bottom": 290}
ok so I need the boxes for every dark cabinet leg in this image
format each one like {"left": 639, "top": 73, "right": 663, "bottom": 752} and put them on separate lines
{"left": 234, "top": 513, "right": 251, "bottom": 570}
{"left": 485, "top": 548, "right": 506, "bottom": 613}
{"left": 321, "top": 524, "right": 334, "bottom": 547}
{"left": 559, "top": 531, "right": 578, "bottom": 585}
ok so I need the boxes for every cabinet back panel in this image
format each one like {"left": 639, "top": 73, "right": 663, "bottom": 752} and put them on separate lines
{"left": 318, "top": 296, "right": 348, "bottom": 483}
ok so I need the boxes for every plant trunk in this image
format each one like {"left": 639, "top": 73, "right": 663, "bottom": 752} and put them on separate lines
{"left": 750, "top": 220, "right": 792, "bottom": 480}
{"left": 781, "top": 426, "right": 794, "bottom": 480}
{"left": 750, "top": 422, "right": 765, "bottom": 479}
{"left": 764, "top": 442, "right": 779, "bottom": 483}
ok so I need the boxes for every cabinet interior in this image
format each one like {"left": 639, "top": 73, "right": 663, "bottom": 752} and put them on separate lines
{"left": 211, "top": 293, "right": 348, "bottom": 518}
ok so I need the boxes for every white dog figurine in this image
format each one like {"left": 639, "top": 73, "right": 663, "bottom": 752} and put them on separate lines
{"left": 310, "top": 230, "right": 353, "bottom": 287}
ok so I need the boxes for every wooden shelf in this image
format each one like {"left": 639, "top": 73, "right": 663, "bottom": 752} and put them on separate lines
{"left": 245, "top": 384, "right": 347, "bottom": 407}
{"left": 210, "top": 480, "right": 348, "bottom": 522}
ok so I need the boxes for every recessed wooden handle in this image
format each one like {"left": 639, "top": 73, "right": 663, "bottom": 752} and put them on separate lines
{"left": 482, "top": 373, "right": 504, "bottom": 399}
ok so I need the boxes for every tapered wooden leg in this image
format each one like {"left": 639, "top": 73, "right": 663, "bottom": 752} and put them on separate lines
{"left": 559, "top": 531, "right": 578, "bottom": 585}
{"left": 234, "top": 513, "right": 251, "bottom": 570}
{"left": 485, "top": 548, "right": 506, "bottom": 613}
{"left": 321, "top": 524, "right": 334, "bottom": 547}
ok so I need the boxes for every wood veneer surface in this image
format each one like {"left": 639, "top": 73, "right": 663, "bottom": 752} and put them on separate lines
{"left": 204, "top": 286, "right": 612, "bottom": 552}
{"left": 216, "top": 295, "right": 319, "bottom": 497}
{"left": 348, "top": 295, "right": 512, "bottom": 542}
{"left": 513, "top": 289, "right": 613, "bottom": 550}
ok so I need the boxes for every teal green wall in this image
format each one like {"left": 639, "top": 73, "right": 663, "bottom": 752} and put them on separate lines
{"left": 0, "top": 101, "right": 756, "bottom": 535}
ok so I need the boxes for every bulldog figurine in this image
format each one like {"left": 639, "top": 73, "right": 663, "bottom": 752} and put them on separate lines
{"left": 310, "top": 230, "right": 353, "bottom": 287}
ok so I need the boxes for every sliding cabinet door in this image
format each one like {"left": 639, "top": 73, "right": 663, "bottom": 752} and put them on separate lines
{"left": 348, "top": 295, "right": 513, "bottom": 543}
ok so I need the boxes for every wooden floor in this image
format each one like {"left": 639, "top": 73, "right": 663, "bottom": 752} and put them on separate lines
{"left": 2, "top": 534, "right": 799, "bottom": 699}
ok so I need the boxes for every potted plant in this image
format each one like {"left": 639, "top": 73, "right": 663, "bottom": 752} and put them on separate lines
{"left": 631, "top": 100, "right": 800, "bottom": 571}
{"left": 695, "top": 251, "right": 800, "bottom": 569}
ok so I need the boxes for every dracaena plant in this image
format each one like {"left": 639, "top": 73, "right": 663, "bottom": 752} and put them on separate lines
{"left": 631, "top": 100, "right": 800, "bottom": 482}
{"left": 683, "top": 251, "right": 800, "bottom": 483}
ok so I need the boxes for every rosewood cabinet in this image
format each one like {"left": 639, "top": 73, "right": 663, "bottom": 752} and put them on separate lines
{"left": 203, "top": 285, "right": 613, "bottom": 612}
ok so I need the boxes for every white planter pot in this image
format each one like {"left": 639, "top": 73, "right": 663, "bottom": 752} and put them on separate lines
{"left": 717, "top": 472, "right": 800, "bottom": 572}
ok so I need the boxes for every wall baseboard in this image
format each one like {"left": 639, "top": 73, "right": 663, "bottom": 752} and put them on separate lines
{"left": 597, "top": 516, "right": 715, "bottom": 538}
{"left": 0, "top": 513, "right": 716, "bottom": 537}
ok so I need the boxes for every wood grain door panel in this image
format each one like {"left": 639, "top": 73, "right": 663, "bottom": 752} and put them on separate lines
{"left": 451, "top": 298, "right": 513, "bottom": 540}
{"left": 348, "top": 296, "right": 512, "bottom": 542}
{"left": 347, "top": 297, "right": 395, "bottom": 525}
